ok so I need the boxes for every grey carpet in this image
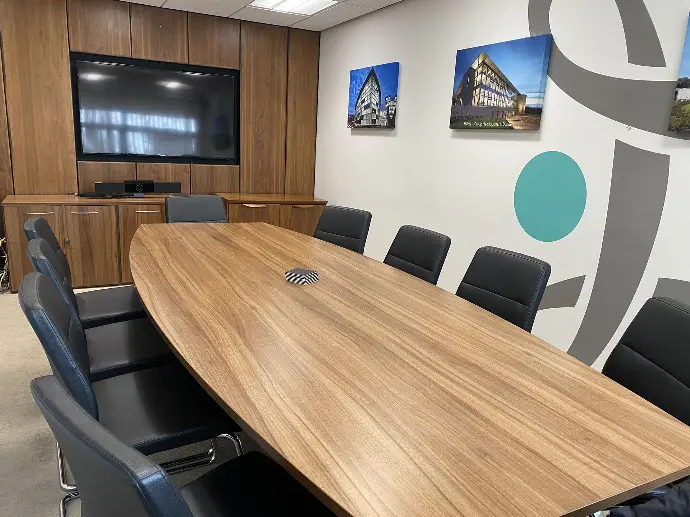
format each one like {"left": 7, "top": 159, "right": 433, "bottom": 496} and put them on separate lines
{"left": 0, "top": 290, "right": 252, "bottom": 516}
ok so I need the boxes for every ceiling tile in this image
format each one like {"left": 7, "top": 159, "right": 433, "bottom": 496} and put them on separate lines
{"left": 231, "top": 5, "right": 308, "bottom": 25}
{"left": 162, "top": 0, "right": 250, "bottom": 17}
{"left": 348, "top": 0, "right": 402, "bottom": 9}
{"left": 291, "top": 2, "right": 372, "bottom": 31}
{"left": 122, "top": 0, "right": 166, "bottom": 6}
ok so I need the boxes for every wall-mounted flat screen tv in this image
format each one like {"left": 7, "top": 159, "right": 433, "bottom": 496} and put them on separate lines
{"left": 71, "top": 54, "right": 240, "bottom": 164}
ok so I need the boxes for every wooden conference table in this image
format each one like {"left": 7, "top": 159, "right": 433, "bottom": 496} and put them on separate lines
{"left": 130, "top": 223, "right": 690, "bottom": 517}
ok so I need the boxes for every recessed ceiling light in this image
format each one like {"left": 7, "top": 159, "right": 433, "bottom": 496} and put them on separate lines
{"left": 249, "top": 0, "right": 337, "bottom": 16}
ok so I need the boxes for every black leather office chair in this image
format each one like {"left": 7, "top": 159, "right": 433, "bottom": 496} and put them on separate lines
{"left": 456, "top": 246, "right": 550, "bottom": 332}
{"left": 31, "top": 375, "right": 333, "bottom": 517}
{"left": 383, "top": 225, "right": 451, "bottom": 285}
{"left": 608, "top": 478, "right": 690, "bottom": 516}
{"left": 603, "top": 297, "right": 690, "bottom": 427}
{"left": 19, "top": 272, "right": 240, "bottom": 457}
{"left": 314, "top": 205, "right": 372, "bottom": 254}
{"left": 166, "top": 195, "right": 228, "bottom": 223}
{"left": 24, "top": 216, "right": 145, "bottom": 328}
{"left": 27, "top": 238, "right": 173, "bottom": 381}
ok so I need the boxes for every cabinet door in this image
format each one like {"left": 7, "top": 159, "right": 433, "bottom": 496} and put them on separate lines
{"left": 62, "top": 206, "right": 119, "bottom": 287}
{"left": 228, "top": 204, "right": 280, "bottom": 226}
{"left": 279, "top": 204, "right": 324, "bottom": 235}
{"left": 119, "top": 204, "right": 165, "bottom": 284}
{"left": 3, "top": 205, "right": 62, "bottom": 292}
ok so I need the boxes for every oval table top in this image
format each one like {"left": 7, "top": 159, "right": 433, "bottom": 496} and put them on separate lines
{"left": 131, "top": 223, "right": 690, "bottom": 517}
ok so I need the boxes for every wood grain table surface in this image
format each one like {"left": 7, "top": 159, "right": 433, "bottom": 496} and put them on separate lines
{"left": 130, "top": 223, "right": 690, "bottom": 517}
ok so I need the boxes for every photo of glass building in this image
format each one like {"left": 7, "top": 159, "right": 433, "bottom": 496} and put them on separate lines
{"left": 450, "top": 35, "right": 553, "bottom": 130}
{"left": 354, "top": 68, "right": 382, "bottom": 126}
{"left": 348, "top": 62, "right": 400, "bottom": 129}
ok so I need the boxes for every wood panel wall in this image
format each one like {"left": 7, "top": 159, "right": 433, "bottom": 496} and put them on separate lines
{"left": 77, "top": 161, "right": 136, "bottom": 193}
{"left": 0, "top": 39, "right": 14, "bottom": 218}
{"left": 130, "top": 4, "right": 188, "bottom": 63}
{"left": 0, "top": 0, "right": 320, "bottom": 220}
{"left": 188, "top": 14, "right": 240, "bottom": 69}
{"left": 68, "top": 0, "right": 132, "bottom": 56}
{"left": 191, "top": 165, "right": 239, "bottom": 194}
{"left": 0, "top": 0, "right": 78, "bottom": 195}
{"left": 137, "top": 163, "right": 191, "bottom": 194}
{"left": 241, "top": 22, "right": 288, "bottom": 195}
{"left": 286, "top": 29, "right": 319, "bottom": 196}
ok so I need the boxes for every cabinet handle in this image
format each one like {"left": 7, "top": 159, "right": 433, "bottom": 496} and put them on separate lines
{"left": 135, "top": 210, "right": 161, "bottom": 214}
{"left": 70, "top": 211, "right": 99, "bottom": 215}
{"left": 293, "top": 205, "right": 316, "bottom": 209}
{"left": 26, "top": 212, "right": 54, "bottom": 216}
{"left": 243, "top": 204, "right": 268, "bottom": 208}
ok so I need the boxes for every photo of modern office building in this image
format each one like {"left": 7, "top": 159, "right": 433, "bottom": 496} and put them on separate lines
{"left": 348, "top": 62, "right": 400, "bottom": 128}
{"left": 450, "top": 35, "right": 553, "bottom": 130}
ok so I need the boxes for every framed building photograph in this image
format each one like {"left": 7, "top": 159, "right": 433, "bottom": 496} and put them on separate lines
{"left": 348, "top": 62, "right": 400, "bottom": 129}
{"left": 450, "top": 34, "right": 553, "bottom": 130}
{"left": 669, "top": 15, "right": 690, "bottom": 132}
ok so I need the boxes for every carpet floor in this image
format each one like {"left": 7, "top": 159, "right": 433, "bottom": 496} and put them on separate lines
{"left": 0, "top": 290, "right": 248, "bottom": 516}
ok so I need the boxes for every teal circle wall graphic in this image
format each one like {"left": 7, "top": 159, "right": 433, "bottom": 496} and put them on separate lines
{"left": 514, "top": 151, "right": 586, "bottom": 242}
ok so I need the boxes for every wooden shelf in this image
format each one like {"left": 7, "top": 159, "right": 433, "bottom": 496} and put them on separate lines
{"left": 2, "top": 195, "right": 167, "bottom": 206}
{"left": 217, "top": 193, "right": 326, "bottom": 205}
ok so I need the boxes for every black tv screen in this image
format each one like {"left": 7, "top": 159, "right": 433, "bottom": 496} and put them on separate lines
{"left": 72, "top": 55, "right": 240, "bottom": 163}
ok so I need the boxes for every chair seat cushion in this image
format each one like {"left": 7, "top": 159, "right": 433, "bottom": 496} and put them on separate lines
{"left": 180, "top": 451, "right": 334, "bottom": 516}
{"left": 94, "top": 364, "right": 240, "bottom": 455}
{"left": 76, "top": 285, "right": 146, "bottom": 329}
{"left": 86, "top": 318, "right": 174, "bottom": 382}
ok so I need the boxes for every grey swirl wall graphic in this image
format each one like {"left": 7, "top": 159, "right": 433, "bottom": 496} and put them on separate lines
{"left": 613, "top": 0, "right": 666, "bottom": 67}
{"left": 528, "top": 0, "right": 688, "bottom": 140}
{"left": 538, "top": 276, "right": 586, "bottom": 311}
{"left": 528, "top": 0, "right": 674, "bottom": 364}
{"left": 568, "top": 142, "right": 669, "bottom": 364}
{"left": 654, "top": 279, "right": 690, "bottom": 305}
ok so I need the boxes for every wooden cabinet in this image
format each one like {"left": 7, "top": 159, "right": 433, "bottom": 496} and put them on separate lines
{"left": 228, "top": 203, "right": 280, "bottom": 226}
{"left": 279, "top": 204, "right": 323, "bottom": 235}
{"left": 2, "top": 195, "right": 325, "bottom": 291}
{"left": 221, "top": 194, "right": 326, "bottom": 235}
{"left": 4, "top": 205, "right": 62, "bottom": 292}
{"left": 119, "top": 204, "right": 165, "bottom": 284}
{"left": 62, "top": 206, "right": 119, "bottom": 287}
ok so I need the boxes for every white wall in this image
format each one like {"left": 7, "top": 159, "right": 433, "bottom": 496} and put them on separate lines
{"left": 314, "top": 0, "right": 690, "bottom": 367}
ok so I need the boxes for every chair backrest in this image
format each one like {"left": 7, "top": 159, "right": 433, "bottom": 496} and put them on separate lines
{"left": 19, "top": 272, "right": 97, "bottom": 418}
{"left": 24, "top": 216, "right": 71, "bottom": 281}
{"left": 27, "top": 238, "right": 80, "bottom": 313}
{"left": 165, "top": 195, "right": 227, "bottom": 223}
{"left": 31, "top": 376, "right": 192, "bottom": 517}
{"left": 383, "top": 225, "right": 451, "bottom": 285}
{"left": 602, "top": 297, "right": 690, "bottom": 426}
{"left": 456, "top": 246, "right": 550, "bottom": 332}
{"left": 314, "top": 205, "right": 372, "bottom": 254}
